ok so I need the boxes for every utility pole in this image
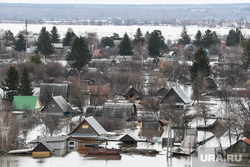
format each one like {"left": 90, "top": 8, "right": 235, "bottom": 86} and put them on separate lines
{"left": 25, "top": 20, "right": 28, "bottom": 62}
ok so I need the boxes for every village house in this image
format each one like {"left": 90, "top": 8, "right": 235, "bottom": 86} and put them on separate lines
{"left": 202, "top": 76, "right": 219, "bottom": 95}
{"left": 12, "top": 96, "right": 42, "bottom": 113}
{"left": 29, "top": 136, "right": 71, "bottom": 150}
{"left": 68, "top": 116, "right": 107, "bottom": 140}
{"left": 92, "top": 49, "right": 104, "bottom": 58}
{"left": 40, "top": 83, "right": 68, "bottom": 105}
{"left": 122, "top": 86, "right": 142, "bottom": 103}
{"left": 41, "top": 96, "right": 71, "bottom": 115}
{"left": 161, "top": 86, "right": 192, "bottom": 109}
{"left": 66, "top": 68, "right": 80, "bottom": 81}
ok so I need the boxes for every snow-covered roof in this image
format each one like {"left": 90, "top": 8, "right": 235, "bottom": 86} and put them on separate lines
{"left": 172, "top": 86, "right": 192, "bottom": 104}
{"left": 29, "top": 135, "right": 71, "bottom": 143}
{"left": 52, "top": 96, "right": 69, "bottom": 113}
{"left": 85, "top": 116, "right": 107, "bottom": 135}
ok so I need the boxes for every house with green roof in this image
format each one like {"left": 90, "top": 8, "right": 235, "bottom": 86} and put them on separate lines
{"left": 12, "top": 96, "right": 43, "bottom": 112}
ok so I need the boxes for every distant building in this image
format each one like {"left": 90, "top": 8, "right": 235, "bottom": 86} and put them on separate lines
{"left": 32, "top": 142, "right": 53, "bottom": 158}
{"left": 89, "top": 85, "right": 110, "bottom": 105}
{"left": 161, "top": 86, "right": 192, "bottom": 109}
{"left": 122, "top": 86, "right": 142, "bottom": 103}
{"left": 119, "top": 133, "right": 140, "bottom": 144}
{"left": 69, "top": 116, "right": 107, "bottom": 140}
{"left": 92, "top": 49, "right": 104, "bottom": 58}
{"left": 225, "top": 137, "right": 250, "bottom": 158}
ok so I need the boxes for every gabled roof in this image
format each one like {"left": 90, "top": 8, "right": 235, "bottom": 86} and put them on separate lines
{"left": 122, "top": 86, "right": 141, "bottom": 97}
{"left": 69, "top": 116, "right": 107, "bottom": 136}
{"left": 89, "top": 85, "right": 110, "bottom": 95}
{"left": 162, "top": 86, "right": 192, "bottom": 104}
{"left": 33, "top": 141, "right": 54, "bottom": 152}
{"left": 242, "top": 137, "right": 250, "bottom": 145}
{"left": 29, "top": 136, "right": 71, "bottom": 143}
{"left": 52, "top": 96, "right": 69, "bottom": 113}
{"left": 13, "top": 96, "right": 42, "bottom": 110}
{"left": 92, "top": 49, "right": 103, "bottom": 56}
{"left": 119, "top": 133, "right": 140, "bottom": 142}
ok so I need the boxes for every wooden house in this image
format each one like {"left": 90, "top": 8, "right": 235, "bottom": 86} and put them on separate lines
{"left": 52, "top": 43, "right": 64, "bottom": 54}
{"left": 12, "top": 96, "right": 42, "bottom": 112}
{"left": 122, "top": 86, "right": 142, "bottom": 103}
{"left": 119, "top": 133, "right": 140, "bottom": 144}
{"left": 29, "top": 136, "right": 71, "bottom": 150}
{"left": 41, "top": 96, "right": 71, "bottom": 115}
{"left": 66, "top": 68, "right": 80, "bottom": 81}
{"left": 92, "top": 49, "right": 104, "bottom": 58}
{"left": 69, "top": 116, "right": 107, "bottom": 140}
{"left": 89, "top": 85, "right": 110, "bottom": 105}
{"left": 161, "top": 86, "right": 192, "bottom": 109}
{"left": 40, "top": 83, "right": 68, "bottom": 105}
{"left": 225, "top": 137, "right": 250, "bottom": 158}
{"left": 202, "top": 76, "right": 219, "bottom": 95}
{"left": 32, "top": 142, "right": 53, "bottom": 158}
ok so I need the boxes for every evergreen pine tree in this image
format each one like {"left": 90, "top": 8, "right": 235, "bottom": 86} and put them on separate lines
{"left": 66, "top": 36, "right": 92, "bottom": 72}
{"left": 36, "top": 27, "right": 54, "bottom": 58}
{"left": 118, "top": 32, "right": 133, "bottom": 55}
{"left": 226, "top": 29, "right": 238, "bottom": 46}
{"left": 63, "top": 28, "right": 76, "bottom": 46}
{"left": 50, "top": 26, "right": 60, "bottom": 43}
{"left": 202, "top": 29, "right": 220, "bottom": 48}
{"left": 30, "top": 54, "right": 42, "bottom": 64}
{"left": 178, "top": 26, "right": 191, "bottom": 45}
{"left": 19, "top": 68, "right": 33, "bottom": 96}
{"left": 189, "top": 47, "right": 212, "bottom": 100}
{"left": 241, "top": 38, "right": 250, "bottom": 69}
{"left": 3, "top": 30, "right": 15, "bottom": 47}
{"left": 14, "top": 33, "right": 26, "bottom": 51}
{"left": 0, "top": 66, "right": 20, "bottom": 101}
{"left": 194, "top": 30, "right": 202, "bottom": 47}
{"left": 189, "top": 47, "right": 212, "bottom": 84}
{"left": 133, "top": 28, "right": 145, "bottom": 45}
{"left": 148, "top": 30, "right": 162, "bottom": 57}
{"left": 100, "top": 37, "right": 114, "bottom": 47}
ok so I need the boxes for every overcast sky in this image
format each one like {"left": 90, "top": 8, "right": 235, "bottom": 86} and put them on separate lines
{"left": 0, "top": 0, "right": 249, "bottom": 4}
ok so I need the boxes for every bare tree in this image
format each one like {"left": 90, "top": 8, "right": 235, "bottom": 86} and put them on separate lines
{"left": 68, "top": 81, "right": 88, "bottom": 113}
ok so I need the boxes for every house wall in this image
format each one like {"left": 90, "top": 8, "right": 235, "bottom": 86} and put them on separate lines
{"left": 32, "top": 151, "right": 52, "bottom": 158}
{"left": 229, "top": 141, "right": 250, "bottom": 153}
{"left": 72, "top": 121, "right": 98, "bottom": 136}
{"left": 30, "top": 141, "right": 67, "bottom": 150}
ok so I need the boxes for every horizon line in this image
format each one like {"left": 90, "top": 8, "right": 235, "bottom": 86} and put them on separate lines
{"left": 0, "top": 2, "right": 250, "bottom": 5}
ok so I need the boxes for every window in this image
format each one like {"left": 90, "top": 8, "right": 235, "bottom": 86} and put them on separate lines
{"left": 82, "top": 125, "right": 88, "bottom": 128}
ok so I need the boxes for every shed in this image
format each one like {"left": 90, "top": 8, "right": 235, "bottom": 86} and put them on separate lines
{"left": 69, "top": 116, "right": 107, "bottom": 139}
{"left": 29, "top": 136, "right": 71, "bottom": 150}
{"left": 41, "top": 96, "right": 70, "bottom": 115}
{"left": 139, "top": 120, "right": 163, "bottom": 131}
{"left": 161, "top": 86, "right": 192, "bottom": 109}
{"left": 202, "top": 76, "right": 219, "bottom": 94}
{"left": 40, "top": 83, "right": 68, "bottom": 105}
{"left": 119, "top": 133, "right": 140, "bottom": 144}
{"left": 12, "top": 96, "right": 42, "bottom": 112}
{"left": 122, "top": 86, "right": 142, "bottom": 103}
{"left": 32, "top": 142, "right": 53, "bottom": 158}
